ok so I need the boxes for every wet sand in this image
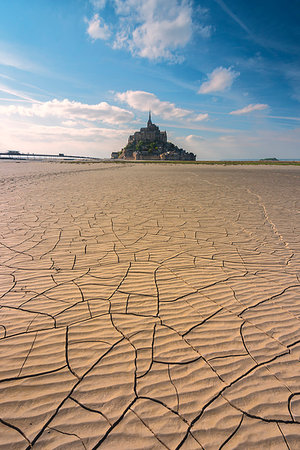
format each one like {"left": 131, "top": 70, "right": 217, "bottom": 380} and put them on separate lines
{"left": 0, "top": 160, "right": 299, "bottom": 449}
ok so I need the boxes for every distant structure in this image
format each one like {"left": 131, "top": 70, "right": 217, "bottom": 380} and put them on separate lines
{"left": 128, "top": 111, "right": 167, "bottom": 145}
{"left": 113, "top": 112, "right": 196, "bottom": 161}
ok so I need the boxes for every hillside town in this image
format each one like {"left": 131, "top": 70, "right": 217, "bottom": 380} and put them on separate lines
{"left": 112, "top": 113, "right": 196, "bottom": 161}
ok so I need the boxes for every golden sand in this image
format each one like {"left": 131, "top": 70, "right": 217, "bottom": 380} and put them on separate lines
{"left": 0, "top": 161, "right": 299, "bottom": 449}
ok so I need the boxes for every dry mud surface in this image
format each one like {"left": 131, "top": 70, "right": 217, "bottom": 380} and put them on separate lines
{"left": 0, "top": 161, "right": 299, "bottom": 449}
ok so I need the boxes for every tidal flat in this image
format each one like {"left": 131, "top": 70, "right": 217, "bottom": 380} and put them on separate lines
{"left": 0, "top": 160, "right": 299, "bottom": 449}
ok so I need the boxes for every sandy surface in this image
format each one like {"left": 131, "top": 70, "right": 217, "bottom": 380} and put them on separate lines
{"left": 0, "top": 160, "right": 299, "bottom": 449}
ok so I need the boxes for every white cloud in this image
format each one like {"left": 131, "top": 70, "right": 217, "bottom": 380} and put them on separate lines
{"left": 129, "top": 1, "right": 193, "bottom": 61}
{"left": 86, "top": 0, "right": 199, "bottom": 62}
{"left": 0, "top": 83, "right": 39, "bottom": 102}
{"left": 193, "top": 113, "right": 208, "bottom": 121}
{"left": 229, "top": 103, "right": 268, "bottom": 115}
{"left": 116, "top": 90, "right": 211, "bottom": 124}
{"left": 0, "top": 98, "right": 134, "bottom": 124}
{"left": 90, "top": 0, "right": 106, "bottom": 9}
{"left": 0, "top": 116, "right": 131, "bottom": 157}
{"left": 85, "top": 14, "right": 110, "bottom": 40}
{"left": 197, "top": 24, "right": 213, "bottom": 38}
{"left": 116, "top": 90, "right": 192, "bottom": 119}
{"left": 199, "top": 67, "right": 239, "bottom": 94}
{"left": 180, "top": 128, "right": 300, "bottom": 160}
{"left": 0, "top": 45, "right": 38, "bottom": 72}
{"left": 186, "top": 134, "right": 205, "bottom": 142}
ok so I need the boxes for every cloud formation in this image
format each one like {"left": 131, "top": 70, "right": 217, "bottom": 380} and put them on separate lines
{"left": 0, "top": 98, "right": 133, "bottom": 124}
{"left": 194, "top": 113, "right": 209, "bottom": 121}
{"left": 182, "top": 128, "right": 300, "bottom": 160}
{"left": 85, "top": 14, "right": 110, "bottom": 40}
{"left": 85, "top": 0, "right": 202, "bottom": 62}
{"left": 127, "top": 0, "right": 193, "bottom": 61}
{"left": 90, "top": 0, "right": 106, "bottom": 9}
{"left": 229, "top": 103, "right": 268, "bottom": 115}
{"left": 0, "top": 116, "right": 130, "bottom": 156}
{"left": 199, "top": 66, "right": 239, "bottom": 93}
{"left": 116, "top": 90, "right": 210, "bottom": 125}
{"left": 116, "top": 90, "right": 192, "bottom": 119}
{"left": 0, "top": 83, "right": 38, "bottom": 102}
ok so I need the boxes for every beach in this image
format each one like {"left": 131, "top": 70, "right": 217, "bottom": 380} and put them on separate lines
{"left": 0, "top": 160, "right": 299, "bottom": 449}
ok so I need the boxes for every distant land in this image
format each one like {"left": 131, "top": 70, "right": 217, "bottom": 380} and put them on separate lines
{"left": 0, "top": 151, "right": 299, "bottom": 165}
{"left": 112, "top": 112, "right": 196, "bottom": 161}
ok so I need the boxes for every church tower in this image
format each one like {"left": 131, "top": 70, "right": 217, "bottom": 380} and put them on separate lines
{"left": 147, "top": 110, "right": 152, "bottom": 128}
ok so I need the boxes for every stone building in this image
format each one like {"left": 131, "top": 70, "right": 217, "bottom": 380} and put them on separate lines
{"left": 113, "top": 113, "right": 196, "bottom": 161}
{"left": 128, "top": 112, "right": 167, "bottom": 144}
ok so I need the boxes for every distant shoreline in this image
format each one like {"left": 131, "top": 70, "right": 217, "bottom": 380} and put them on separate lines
{"left": 1, "top": 158, "right": 299, "bottom": 166}
{"left": 66, "top": 159, "right": 300, "bottom": 166}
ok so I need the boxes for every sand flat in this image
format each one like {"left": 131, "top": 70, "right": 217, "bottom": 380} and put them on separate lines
{"left": 0, "top": 160, "right": 299, "bottom": 449}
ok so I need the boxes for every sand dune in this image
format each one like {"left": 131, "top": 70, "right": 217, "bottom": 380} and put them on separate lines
{"left": 0, "top": 161, "right": 299, "bottom": 448}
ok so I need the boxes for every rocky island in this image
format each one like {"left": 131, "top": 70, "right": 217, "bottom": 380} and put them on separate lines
{"left": 112, "top": 112, "right": 196, "bottom": 161}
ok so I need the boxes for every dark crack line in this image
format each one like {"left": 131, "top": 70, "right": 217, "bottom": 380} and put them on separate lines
{"left": 110, "top": 218, "right": 127, "bottom": 249}
{"left": 162, "top": 321, "right": 225, "bottom": 383}
{"left": 130, "top": 407, "right": 170, "bottom": 449}
{"left": 0, "top": 276, "right": 16, "bottom": 300}
{"left": 0, "top": 417, "right": 32, "bottom": 447}
{"left": 107, "top": 262, "right": 131, "bottom": 303}
{"left": 154, "top": 268, "right": 160, "bottom": 316}
{"left": 26, "top": 337, "right": 125, "bottom": 449}
{"left": 0, "top": 324, "right": 7, "bottom": 338}
{"left": 189, "top": 431, "right": 204, "bottom": 449}
{"left": 18, "top": 269, "right": 91, "bottom": 309}
{"left": 137, "top": 324, "right": 156, "bottom": 379}
{"left": 277, "top": 422, "right": 291, "bottom": 449}
{"left": 69, "top": 396, "right": 112, "bottom": 426}
{"left": 153, "top": 357, "right": 202, "bottom": 366}
{"left": 175, "top": 350, "right": 292, "bottom": 449}
{"left": 138, "top": 396, "right": 190, "bottom": 426}
{"left": 239, "top": 321, "right": 257, "bottom": 363}
{"left": 0, "top": 365, "right": 67, "bottom": 384}
{"left": 182, "top": 308, "right": 223, "bottom": 337}
{"left": 239, "top": 285, "right": 300, "bottom": 317}
{"left": 0, "top": 240, "right": 33, "bottom": 260}
{"left": 219, "top": 414, "right": 244, "bottom": 449}
{"left": 48, "top": 426, "right": 87, "bottom": 449}
{"left": 65, "top": 326, "right": 80, "bottom": 380}
{"left": 18, "top": 331, "right": 38, "bottom": 377}
{"left": 113, "top": 243, "right": 120, "bottom": 263}
{"left": 222, "top": 392, "right": 300, "bottom": 426}
{"left": 167, "top": 364, "right": 180, "bottom": 412}
{"left": 92, "top": 398, "right": 138, "bottom": 449}
{"left": 39, "top": 229, "right": 62, "bottom": 258}
{"left": 1, "top": 305, "right": 56, "bottom": 327}
{"left": 125, "top": 293, "right": 130, "bottom": 314}
{"left": 287, "top": 392, "right": 300, "bottom": 422}
{"left": 208, "top": 353, "right": 248, "bottom": 362}
{"left": 72, "top": 280, "right": 85, "bottom": 302}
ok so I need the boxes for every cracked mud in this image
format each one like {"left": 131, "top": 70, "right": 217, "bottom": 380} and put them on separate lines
{"left": 0, "top": 161, "right": 299, "bottom": 449}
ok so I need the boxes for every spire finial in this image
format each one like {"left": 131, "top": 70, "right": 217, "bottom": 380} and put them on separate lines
{"left": 147, "top": 110, "right": 152, "bottom": 127}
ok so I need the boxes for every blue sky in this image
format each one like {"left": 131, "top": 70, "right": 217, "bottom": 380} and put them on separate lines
{"left": 0, "top": 0, "right": 299, "bottom": 159}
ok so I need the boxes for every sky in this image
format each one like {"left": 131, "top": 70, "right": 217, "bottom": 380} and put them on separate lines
{"left": 0, "top": 0, "right": 299, "bottom": 160}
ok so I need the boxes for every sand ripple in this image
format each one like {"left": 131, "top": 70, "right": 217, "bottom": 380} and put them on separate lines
{"left": 0, "top": 162, "right": 299, "bottom": 448}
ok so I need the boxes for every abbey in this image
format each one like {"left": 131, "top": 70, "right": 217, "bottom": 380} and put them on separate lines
{"left": 113, "top": 113, "right": 196, "bottom": 161}
{"left": 128, "top": 112, "right": 167, "bottom": 144}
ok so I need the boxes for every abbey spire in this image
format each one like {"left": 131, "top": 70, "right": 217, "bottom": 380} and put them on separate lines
{"left": 147, "top": 110, "right": 152, "bottom": 128}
